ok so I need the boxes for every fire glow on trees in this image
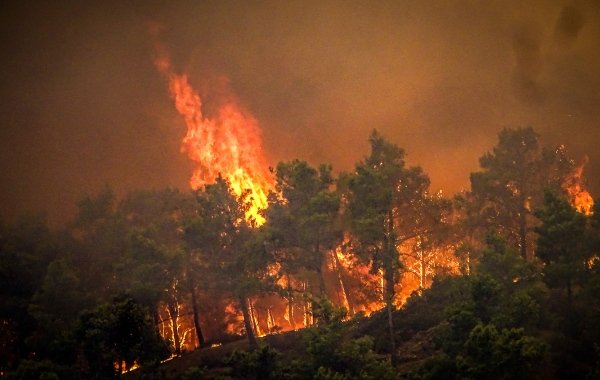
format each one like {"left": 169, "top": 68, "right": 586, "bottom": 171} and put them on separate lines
{"left": 564, "top": 156, "right": 595, "bottom": 216}
{"left": 146, "top": 38, "right": 594, "bottom": 357}
{"left": 153, "top": 45, "right": 273, "bottom": 225}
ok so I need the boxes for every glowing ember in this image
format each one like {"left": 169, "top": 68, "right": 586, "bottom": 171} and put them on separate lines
{"left": 563, "top": 156, "right": 594, "bottom": 215}
{"left": 154, "top": 46, "right": 272, "bottom": 224}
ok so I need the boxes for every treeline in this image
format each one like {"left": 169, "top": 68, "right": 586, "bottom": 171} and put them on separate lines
{"left": 1, "top": 127, "right": 598, "bottom": 379}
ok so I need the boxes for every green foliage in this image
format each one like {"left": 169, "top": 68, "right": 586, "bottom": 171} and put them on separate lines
{"left": 411, "top": 234, "right": 550, "bottom": 379}
{"left": 404, "top": 355, "right": 457, "bottom": 380}
{"left": 301, "top": 299, "right": 397, "bottom": 379}
{"left": 474, "top": 234, "right": 545, "bottom": 329}
{"left": 456, "top": 324, "right": 547, "bottom": 379}
{"left": 346, "top": 130, "right": 445, "bottom": 364}
{"left": 468, "top": 127, "right": 575, "bottom": 259}
{"left": 346, "top": 129, "right": 449, "bottom": 302}
{"left": 0, "top": 215, "right": 58, "bottom": 370}
{"left": 303, "top": 330, "right": 397, "bottom": 380}
{"left": 180, "top": 366, "right": 207, "bottom": 380}
{"left": 311, "top": 298, "right": 348, "bottom": 325}
{"left": 4, "top": 359, "right": 76, "bottom": 380}
{"left": 26, "top": 257, "right": 87, "bottom": 364}
{"left": 2, "top": 128, "right": 599, "bottom": 379}
{"left": 265, "top": 159, "right": 341, "bottom": 299}
{"left": 75, "top": 187, "right": 116, "bottom": 228}
{"left": 117, "top": 189, "right": 192, "bottom": 307}
{"left": 184, "top": 176, "right": 276, "bottom": 348}
{"left": 535, "top": 190, "right": 589, "bottom": 297}
{"left": 531, "top": 191, "right": 600, "bottom": 377}
{"left": 347, "top": 130, "right": 408, "bottom": 268}
{"left": 76, "top": 296, "right": 170, "bottom": 378}
{"left": 225, "top": 346, "right": 281, "bottom": 380}
{"left": 222, "top": 298, "right": 396, "bottom": 380}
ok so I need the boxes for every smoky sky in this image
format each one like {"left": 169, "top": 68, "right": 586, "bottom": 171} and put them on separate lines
{"left": 1, "top": 0, "right": 599, "bottom": 225}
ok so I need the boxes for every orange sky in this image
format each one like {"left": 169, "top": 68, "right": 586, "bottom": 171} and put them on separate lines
{"left": 1, "top": 1, "right": 599, "bottom": 225}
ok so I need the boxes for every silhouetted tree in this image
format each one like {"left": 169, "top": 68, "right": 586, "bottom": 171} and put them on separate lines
{"left": 77, "top": 296, "right": 170, "bottom": 378}
{"left": 185, "top": 177, "right": 275, "bottom": 349}
{"left": 269, "top": 160, "right": 341, "bottom": 299}
{"left": 468, "top": 127, "right": 575, "bottom": 260}
{"left": 535, "top": 191, "right": 588, "bottom": 303}
{"left": 346, "top": 130, "right": 440, "bottom": 363}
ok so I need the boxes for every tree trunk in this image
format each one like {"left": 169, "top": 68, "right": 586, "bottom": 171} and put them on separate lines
{"left": 419, "top": 249, "right": 425, "bottom": 295}
{"left": 240, "top": 296, "right": 258, "bottom": 349}
{"left": 519, "top": 200, "right": 528, "bottom": 259}
{"left": 167, "top": 302, "right": 181, "bottom": 355}
{"left": 314, "top": 242, "right": 327, "bottom": 299}
{"left": 248, "top": 299, "right": 262, "bottom": 337}
{"left": 384, "top": 263, "right": 397, "bottom": 366}
{"left": 315, "top": 264, "right": 327, "bottom": 299}
{"left": 287, "top": 275, "right": 296, "bottom": 329}
{"left": 466, "top": 251, "right": 471, "bottom": 276}
{"left": 267, "top": 307, "right": 275, "bottom": 333}
{"left": 332, "top": 250, "right": 353, "bottom": 315}
{"left": 190, "top": 287, "right": 205, "bottom": 348}
{"left": 385, "top": 210, "right": 397, "bottom": 366}
{"left": 153, "top": 307, "right": 161, "bottom": 335}
{"left": 303, "top": 281, "right": 312, "bottom": 327}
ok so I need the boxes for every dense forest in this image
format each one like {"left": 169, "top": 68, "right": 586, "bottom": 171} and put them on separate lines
{"left": 1, "top": 127, "right": 599, "bottom": 379}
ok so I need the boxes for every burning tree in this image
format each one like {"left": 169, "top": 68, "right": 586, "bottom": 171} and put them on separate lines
{"left": 263, "top": 159, "right": 342, "bottom": 327}
{"left": 467, "top": 127, "right": 594, "bottom": 261}
{"left": 535, "top": 191, "right": 589, "bottom": 303}
{"left": 184, "top": 177, "right": 276, "bottom": 349}
{"left": 117, "top": 189, "right": 199, "bottom": 355}
{"left": 344, "top": 130, "right": 449, "bottom": 363}
{"left": 76, "top": 296, "right": 170, "bottom": 377}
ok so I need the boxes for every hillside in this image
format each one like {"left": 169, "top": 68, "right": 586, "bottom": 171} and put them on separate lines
{"left": 125, "top": 239, "right": 600, "bottom": 379}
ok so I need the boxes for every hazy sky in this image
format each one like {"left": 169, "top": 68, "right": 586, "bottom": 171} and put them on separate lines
{"left": 1, "top": 0, "right": 599, "bottom": 225}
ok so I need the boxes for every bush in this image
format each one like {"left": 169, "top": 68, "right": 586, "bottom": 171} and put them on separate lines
{"left": 181, "top": 366, "right": 206, "bottom": 380}
{"left": 225, "top": 346, "right": 281, "bottom": 380}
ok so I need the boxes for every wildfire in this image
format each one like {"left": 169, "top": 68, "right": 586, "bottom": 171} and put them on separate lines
{"left": 153, "top": 45, "right": 272, "bottom": 224}
{"left": 564, "top": 156, "right": 594, "bottom": 215}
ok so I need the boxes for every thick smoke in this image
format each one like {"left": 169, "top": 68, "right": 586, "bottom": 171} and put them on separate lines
{"left": 0, "top": 1, "right": 599, "bottom": 225}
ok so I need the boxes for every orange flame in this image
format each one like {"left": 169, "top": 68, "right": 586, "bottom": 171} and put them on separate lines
{"left": 563, "top": 156, "right": 594, "bottom": 216}
{"left": 154, "top": 46, "right": 272, "bottom": 224}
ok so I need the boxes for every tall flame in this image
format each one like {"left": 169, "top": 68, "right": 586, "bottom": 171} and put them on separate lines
{"left": 154, "top": 46, "right": 272, "bottom": 224}
{"left": 563, "top": 156, "right": 594, "bottom": 216}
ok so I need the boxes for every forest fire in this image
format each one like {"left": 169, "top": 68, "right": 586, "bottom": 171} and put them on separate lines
{"left": 154, "top": 46, "right": 273, "bottom": 225}
{"left": 103, "top": 33, "right": 597, "bottom": 364}
{"left": 4, "top": 3, "right": 600, "bottom": 378}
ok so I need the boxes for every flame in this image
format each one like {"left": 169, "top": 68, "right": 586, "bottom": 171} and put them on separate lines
{"left": 154, "top": 46, "right": 272, "bottom": 224}
{"left": 563, "top": 156, "right": 594, "bottom": 215}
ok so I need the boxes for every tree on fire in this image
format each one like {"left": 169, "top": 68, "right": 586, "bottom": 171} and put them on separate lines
{"left": 2, "top": 127, "right": 599, "bottom": 379}
{"left": 117, "top": 188, "right": 196, "bottom": 354}
{"left": 466, "top": 127, "right": 577, "bottom": 260}
{"left": 76, "top": 296, "right": 170, "bottom": 378}
{"left": 344, "top": 130, "right": 448, "bottom": 364}
{"left": 185, "top": 176, "right": 276, "bottom": 349}
{"left": 535, "top": 190, "right": 589, "bottom": 303}
{"left": 529, "top": 192, "right": 600, "bottom": 376}
{"left": 264, "top": 159, "right": 342, "bottom": 326}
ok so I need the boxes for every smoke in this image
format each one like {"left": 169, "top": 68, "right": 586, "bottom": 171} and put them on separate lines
{"left": 0, "top": 1, "right": 599, "bottom": 225}
{"left": 554, "top": 4, "right": 586, "bottom": 47}
{"left": 512, "top": 23, "right": 544, "bottom": 104}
